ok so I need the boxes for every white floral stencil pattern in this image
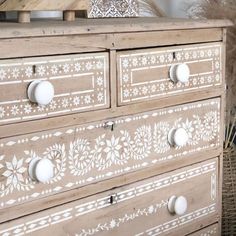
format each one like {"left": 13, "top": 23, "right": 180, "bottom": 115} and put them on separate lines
{"left": 0, "top": 53, "right": 109, "bottom": 125}
{"left": 0, "top": 99, "right": 220, "bottom": 209}
{"left": 118, "top": 43, "right": 222, "bottom": 105}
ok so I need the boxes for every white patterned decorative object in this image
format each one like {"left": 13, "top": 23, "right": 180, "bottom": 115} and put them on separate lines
{"left": 29, "top": 158, "right": 54, "bottom": 183}
{"left": 168, "top": 195, "right": 188, "bottom": 216}
{"left": 28, "top": 80, "right": 55, "bottom": 106}
{"left": 169, "top": 63, "right": 190, "bottom": 83}
{"left": 88, "top": 0, "right": 139, "bottom": 18}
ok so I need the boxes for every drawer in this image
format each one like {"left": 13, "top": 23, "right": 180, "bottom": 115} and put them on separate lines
{"left": 117, "top": 43, "right": 222, "bottom": 106}
{"left": 0, "top": 52, "right": 109, "bottom": 125}
{"left": 189, "top": 224, "right": 219, "bottom": 236}
{"left": 0, "top": 98, "right": 221, "bottom": 211}
{"left": 0, "top": 158, "right": 219, "bottom": 235}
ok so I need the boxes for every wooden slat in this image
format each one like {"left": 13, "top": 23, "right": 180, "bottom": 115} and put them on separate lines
{"left": 0, "top": 18, "right": 232, "bottom": 39}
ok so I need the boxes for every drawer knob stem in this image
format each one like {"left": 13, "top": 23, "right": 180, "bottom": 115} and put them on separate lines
{"left": 169, "top": 63, "right": 190, "bottom": 83}
{"left": 105, "top": 121, "right": 115, "bottom": 131}
{"left": 29, "top": 158, "right": 54, "bottom": 183}
{"left": 168, "top": 195, "right": 188, "bottom": 216}
{"left": 28, "top": 80, "right": 55, "bottom": 106}
{"left": 168, "top": 128, "right": 189, "bottom": 147}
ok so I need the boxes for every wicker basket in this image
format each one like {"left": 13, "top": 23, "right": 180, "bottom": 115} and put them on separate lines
{"left": 222, "top": 145, "right": 236, "bottom": 235}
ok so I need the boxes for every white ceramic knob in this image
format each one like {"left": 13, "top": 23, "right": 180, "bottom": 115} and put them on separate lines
{"left": 29, "top": 158, "right": 54, "bottom": 183}
{"left": 28, "top": 80, "right": 54, "bottom": 106}
{"left": 169, "top": 63, "right": 190, "bottom": 83}
{"left": 168, "top": 128, "right": 189, "bottom": 147}
{"left": 168, "top": 196, "right": 188, "bottom": 216}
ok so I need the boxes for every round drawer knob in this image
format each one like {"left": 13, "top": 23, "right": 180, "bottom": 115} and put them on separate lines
{"left": 29, "top": 158, "right": 54, "bottom": 183}
{"left": 28, "top": 80, "right": 55, "bottom": 106}
{"left": 169, "top": 63, "right": 190, "bottom": 83}
{"left": 168, "top": 128, "right": 189, "bottom": 147}
{"left": 168, "top": 196, "right": 188, "bottom": 216}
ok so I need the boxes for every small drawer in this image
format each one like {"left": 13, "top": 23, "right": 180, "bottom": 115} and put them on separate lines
{"left": 0, "top": 98, "right": 221, "bottom": 211}
{"left": 117, "top": 43, "right": 222, "bottom": 106}
{"left": 0, "top": 52, "right": 109, "bottom": 125}
{"left": 189, "top": 224, "right": 219, "bottom": 236}
{"left": 0, "top": 158, "right": 219, "bottom": 235}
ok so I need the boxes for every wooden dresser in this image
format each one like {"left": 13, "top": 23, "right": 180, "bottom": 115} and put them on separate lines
{"left": 0, "top": 18, "right": 232, "bottom": 235}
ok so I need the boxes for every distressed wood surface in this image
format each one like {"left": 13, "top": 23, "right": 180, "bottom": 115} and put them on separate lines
{"left": 0, "top": 18, "right": 232, "bottom": 39}
{"left": 189, "top": 224, "right": 219, "bottom": 236}
{"left": 0, "top": 159, "right": 219, "bottom": 236}
{"left": 0, "top": 0, "right": 87, "bottom": 11}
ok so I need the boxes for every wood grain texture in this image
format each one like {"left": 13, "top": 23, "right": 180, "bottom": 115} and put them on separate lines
{"left": 0, "top": 0, "right": 87, "bottom": 11}
{"left": 0, "top": 18, "right": 232, "bottom": 39}
{"left": 0, "top": 159, "right": 219, "bottom": 236}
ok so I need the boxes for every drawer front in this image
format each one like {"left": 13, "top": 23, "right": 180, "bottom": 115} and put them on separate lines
{"left": 189, "top": 224, "right": 219, "bottom": 236}
{"left": 0, "top": 159, "right": 219, "bottom": 236}
{"left": 117, "top": 43, "right": 222, "bottom": 105}
{"left": 0, "top": 98, "right": 220, "bottom": 210}
{"left": 0, "top": 53, "right": 109, "bottom": 125}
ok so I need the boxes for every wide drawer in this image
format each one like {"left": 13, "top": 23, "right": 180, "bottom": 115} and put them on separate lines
{"left": 0, "top": 158, "right": 219, "bottom": 236}
{"left": 189, "top": 224, "right": 219, "bottom": 236}
{"left": 117, "top": 43, "right": 222, "bottom": 106}
{"left": 0, "top": 98, "right": 221, "bottom": 211}
{"left": 0, "top": 52, "right": 109, "bottom": 125}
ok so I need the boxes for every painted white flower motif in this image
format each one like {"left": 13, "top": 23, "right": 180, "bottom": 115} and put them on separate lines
{"left": 182, "top": 119, "right": 194, "bottom": 140}
{"left": 2, "top": 156, "right": 26, "bottom": 188}
{"left": 25, "top": 67, "right": 33, "bottom": 78}
{"left": 207, "top": 50, "right": 212, "bottom": 57}
{"left": 97, "top": 92, "right": 104, "bottom": 102}
{"left": 215, "top": 62, "right": 220, "bottom": 69}
{"left": 122, "top": 74, "right": 129, "bottom": 83}
{"left": 176, "top": 52, "right": 182, "bottom": 61}
{"left": 63, "top": 64, "right": 70, "bottom": 73}
{"left": 150, "top": 56, "right": 156, "bottom": 64}
{"left": 160, "top": 83, "right": 165, "bottom": 91}
{"left": 96, "top": 77, "right": 103, "bottom": 86}
{"left": 202, "top": 111, "right": 218, "bottom": 141}
{"left": 207, "top": 76, "right": 213, "bottom": 83}
{"left": 159, "top": 55, "right": 165, "bottom": 63}
{"left": 153, "top": 122, "right": 170, "bottom": 154}
{"left": 168, "top": 82, "right": 174, "bottom": 89}
{"left": 62, "top": 98, "right": 69, "bottom": 108}
{"left": 192, "top": 51, "right": 198, "bottom": 59}
{"left": 11, "top": 68, "right": 20, "bottom": 79}
{"left": 96, "top": 61, "right": 103, "bottom": 69}
{"left": 37, "top": 105, "right": 45, "bottom": 112}
{"left": 74, "top": 63, "right": 81, "bottom": 72}
{"left": 200, "top": 51, "right": 205, "bottom": 58}
{"left": 184, "top": 52, "right": 190, "bottom": 60}
{"left": 132, "top": 58, "right": 138, "bottom": 67}
{"left": 24, "top": 104, "right": 32, "bottom": 114}
{"left": 104, "top": 136, "right": 122, "bottom": 162}
{"left": 85, "top": 62, "right": 92, "bottom": 71}
{"left": 151, "top": 84, "right": 156, "bottom": 93}
{"left": 148, "top": 205, "right": 154, "bottom": 214}
{"left": 49, "top": 100, "right": 57, "bottom": 110}
{"left": 142, "top": 86, "right": 148, "bottom": 95}
{"left": 200, "top": 77, "right": 205, "bottom": 84}
{"left": 84, "top": 95, "right": 92, "bottom": 104}
{"left": 0, "top": 69, "right": 6, "bottom": 80}
{"left": 0, "top": 106, "right": 5, "bottom": 118}
{"left": 123, "top": 89, "right": 130, "bottom": 98}
{"left": 11, "top": 105, "right": 19, "bottom": 116}
{"left": 110, "top": 219, "right": 116, "bottom": 229}
{"left": 215, "top": 74, "right": 220, "bottom": 82}
{"left": 51, "top": 65, "right": 58, "bottom": 75}
{"left": 122, "top": 58, "right": 129, "bottom": 68}
{"left": 168, "top": 53, "right": 173, "bottom": 62}
{"left": 37, "top": 65, "right": 46, "bottom": 76}
{"left": 132, "top": 88, "right": 139, "bottom": 96}
{"left": 192, "top": 78, "right": 198, "bottom": 86}
{"left": 141, "top": 56, "right": 148, "bottom": 65}
{"left": 73, "top": 96, "right": 80, "bottom": 106}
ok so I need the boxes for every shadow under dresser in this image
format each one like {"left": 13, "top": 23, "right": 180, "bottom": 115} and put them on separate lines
{"left": 0, "top": 18, "right": 232, "bottom": 235}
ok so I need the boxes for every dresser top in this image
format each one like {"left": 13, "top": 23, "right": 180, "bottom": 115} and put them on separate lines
{"left": 0, "top": 17, "right": 232, "bottom": 39}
